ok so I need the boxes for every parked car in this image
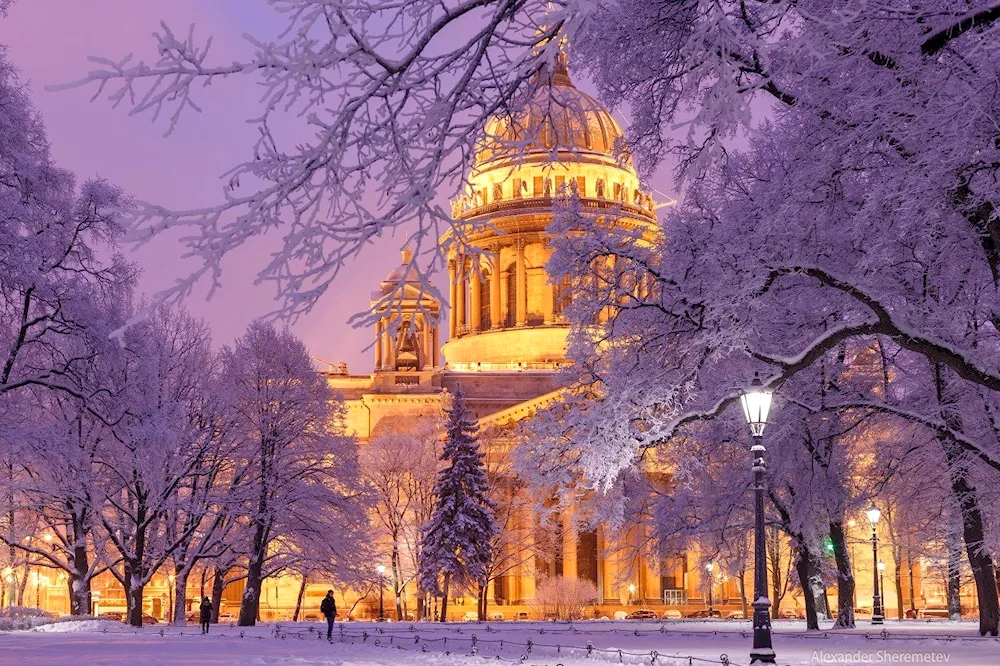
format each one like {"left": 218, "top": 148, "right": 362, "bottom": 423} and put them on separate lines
{"left": 514, "top": 611, "right": 531, "bottom": 621}
{"left": 726, "top": 610, "right": 746, "bottom": 619}
{"left": 662, "top": 610, "right": 682, "bottom": 620}
{"left": 685, "top": 609, "right": 722, "bottom": 619}
{"left": 141, "top": 613, "right": 159, "bottom": 625}
{"left": 462, "top": 611, "right": 479, "bottom": 622}
{"left": 778, "top": 609, "right": 803, "bottom": 620}
{"left": 625, "top": 609, "right": 658, "bottom": 620}
{"left": 918, "top": 608, "right": 950, "bottom": 619}
{"left": 98, "top": 611, "right": 124, "bottom": 622}
{"left": 488, "top": 611, "right": 505, "bottom": 621}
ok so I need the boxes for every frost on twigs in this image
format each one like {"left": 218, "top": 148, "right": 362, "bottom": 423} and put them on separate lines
{"left": 53, "top": 0, "right": 583, "bottom": 322}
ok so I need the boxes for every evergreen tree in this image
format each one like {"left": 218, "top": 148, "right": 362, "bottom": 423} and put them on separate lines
{"left": 418, "top": 386, "right": 496, "bottom": 622}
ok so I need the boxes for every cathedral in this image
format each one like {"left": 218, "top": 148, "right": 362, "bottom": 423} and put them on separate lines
{"left": 323, "top": 56, "right": 717, "bottom": 619}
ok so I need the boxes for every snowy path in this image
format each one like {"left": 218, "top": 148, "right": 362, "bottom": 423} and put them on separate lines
{"left": 1, "top": 619, "right": 997, "bottom": 665}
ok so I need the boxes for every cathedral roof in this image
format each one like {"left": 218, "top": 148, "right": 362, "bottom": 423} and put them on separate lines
{"left": 473, "top": 58, "right": 628, "bottom": 170}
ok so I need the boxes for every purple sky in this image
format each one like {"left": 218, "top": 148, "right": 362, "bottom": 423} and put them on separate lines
{"left": 2, "top": 1, "right": 675, "bottom": 371}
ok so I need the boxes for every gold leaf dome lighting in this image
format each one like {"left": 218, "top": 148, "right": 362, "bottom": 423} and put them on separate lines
{"left": 441, "top": 55, "right": 659, "bottom": 372}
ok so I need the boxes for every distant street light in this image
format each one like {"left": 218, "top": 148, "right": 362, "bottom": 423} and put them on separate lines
{"left": 377, "top": 564, "right": 387, "bottom": 622}
{"left": 741, "top": 374, "right": 776, "bottom": 665}
{"left": 705, "top": 563, "right": 715, "bottom": 617}
{"left": 867, "top": 506, "right": 884, "bottom": 625}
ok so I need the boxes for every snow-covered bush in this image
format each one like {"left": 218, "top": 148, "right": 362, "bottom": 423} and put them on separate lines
{"left": 532, "top": 576, "right": 598, "bottom": 621}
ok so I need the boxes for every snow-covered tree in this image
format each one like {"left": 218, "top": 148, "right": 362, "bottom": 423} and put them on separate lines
{"left": 219, "top": 321, "right": 369, "bottom": 627}
{"left": 360, "top": 418, "right": 441, "bottom": 620}
{"left": 418, "top": 387, "right": 496, "bottom": 622}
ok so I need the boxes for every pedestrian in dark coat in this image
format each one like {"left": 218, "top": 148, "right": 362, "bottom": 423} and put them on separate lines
{"left": 199, "top": 597, "right": 212, "bottom": 634}
{"left": 320, "top": 590, "right": 337, "bottom": 640}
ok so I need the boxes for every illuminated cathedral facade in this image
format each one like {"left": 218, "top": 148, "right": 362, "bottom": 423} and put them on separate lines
{"left": 322, "top": 58, "right": 728, "bottom": 618}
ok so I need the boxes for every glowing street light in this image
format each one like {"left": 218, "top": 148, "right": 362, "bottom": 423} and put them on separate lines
{"left": 705, "top": 562, "right": 715, "bottom": 617}
{"left": 868, "top": 506, "right": 884, "bottom": 625}
{"left": 741, "top": 374, "right": 775, "bottom": 665}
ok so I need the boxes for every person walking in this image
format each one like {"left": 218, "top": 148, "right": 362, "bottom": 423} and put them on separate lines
{"left": 199, "top": 597, "right": 212, "bottom": 634}
{"left": 321, "top": 590, "right": 337, "bottom": 640}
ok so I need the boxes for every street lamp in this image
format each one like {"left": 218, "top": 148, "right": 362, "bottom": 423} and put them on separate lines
{"left": 376, "top": 564, "right": 386, "bottom": 622}
{"left": 705, "top": 563, "right": 715, "bottom": 616}
{"left": 740, "top": 374, "right": 776, "bottom": 665}
{"left": 628, "top": 583, "right": 637, "bottom": 605}
{"left": 867, "top": 506, "right": 884, "bottom": 625}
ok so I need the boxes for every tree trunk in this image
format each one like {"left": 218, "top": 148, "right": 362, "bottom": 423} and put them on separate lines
{"left": 391, "top": 543, "right": 403, "bottom": 621}
{"left": 69, "top": 573, "right": 91, "bottom": 617}
{"left": 211, "top": 567, "right": 227, "bottom": 623}
{"left": 125, "top": 564, "right": 145, "bottom": 628}
{"left": 292, "top": 575, "right": 307, "bottom": 622}
{"left": 946, "top": 516, "right": 963, "bottom": 621}
{"left": 894, "top": 563, "right": 904, "bottom": 621}
{"left": 950, "top": 472, "right": 1000, "bottom": 635}
{"left": 830, "top": 521, "right": 856, "bottom": 628}
{"left": 935, "top": 363, "right": 1000, "bottom": 635}
{"left": 794, "top": 544, "right": 819, "bottom": 630}
{"left": 439, "top": 576, "right": 449, "bottom": 623}
{"left": 907, "top": 553, "right": 917, "bottom": 615}
{"left": 172, "top": 567, "right": 191, "bottom": 625}
{"left": 737, "top": 570, "right": 748, "bottom": 619}
{"left": 478, "top": 583, "right": 488, "bottom": 621}
{"left": 238, "top": 558, "right": 263, "bottom": 627}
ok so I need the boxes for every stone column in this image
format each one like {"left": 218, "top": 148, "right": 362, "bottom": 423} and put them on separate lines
{"left": 375, "top": 318, "right": 384, "bottom": 369}
{"left": 562, "top": 510, "right": 578, "bottom": 579}
{"left": 470, "top": 267, "right": 482, "bottom": 332}
{"left": 382, "top": 323, "right": 393, "bottom": 370}
{"left": 490, "top": 253, "right": 502, "bottom": 329}
{"left": 456, "top": 259, "right": 467, "bottom": 335}
{"left": 432, "top": 326, "right": 439, "bottom": 367}
{"left": 448, "top": 260, "right": 457, "bottom": 338}
{"left": 515, "top": 241, "right": 527, "bottom": 326}
{"left": 421, "top": 316, "right": 431, "bottom": 369}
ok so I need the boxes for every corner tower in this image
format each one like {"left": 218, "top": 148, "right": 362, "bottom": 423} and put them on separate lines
{"left": 441, "top": 55, "right": 659, "bottom": 371}
{"left": 371, "top": 249, "right": 441, "bottom": 389}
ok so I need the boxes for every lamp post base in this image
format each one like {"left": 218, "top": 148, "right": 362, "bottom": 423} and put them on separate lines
{"left": 872, "top": 614, "right": 884, "bottom": 625}
{"left": 750, "top": 648, "right": 777, "bottom": 665}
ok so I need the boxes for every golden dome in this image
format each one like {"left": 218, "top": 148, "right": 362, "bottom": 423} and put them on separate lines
{"left": 474, "top": 61, "right": 628, "bottom": 170}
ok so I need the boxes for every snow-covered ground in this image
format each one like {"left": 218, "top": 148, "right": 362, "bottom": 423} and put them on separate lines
{"left": 1, "top": 618, "right": 997, "bottom": 665}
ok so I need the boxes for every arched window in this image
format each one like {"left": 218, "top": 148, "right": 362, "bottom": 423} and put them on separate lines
{"left": 481, "top": 270, "right": 492, "bottom": 330}
{"left": 505, "top": 268, "right": 517, "bottom": 327}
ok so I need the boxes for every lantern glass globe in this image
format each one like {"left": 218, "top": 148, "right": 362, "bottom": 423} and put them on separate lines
{"left": 866, "top": 506, "right": 881, "bottom": 526}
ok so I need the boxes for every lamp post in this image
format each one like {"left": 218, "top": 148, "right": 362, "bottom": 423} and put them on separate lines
{"left": 705, "top": 563, "right": 715, "bottom": 616}
{"left": 628, "top": 583, "right": 637, "bottom": 606}
{"left": 848, "top": 519, "right": 858, "bottom": 608}
{"left": 877, "top": 561, "right": 886, "bottom": 618}
{"left": 376, "top": 564, "right": 386, "bottom": 622}
{"left": 741, "top": 374, "right": 776, "bottom": 664}
{"left": 867, "top": 506, "right": 884, "bottom": 625}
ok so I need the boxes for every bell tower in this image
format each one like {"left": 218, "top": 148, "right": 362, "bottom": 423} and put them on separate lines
{"left": 371, "top": 249, "right": 441, "bottom": 389}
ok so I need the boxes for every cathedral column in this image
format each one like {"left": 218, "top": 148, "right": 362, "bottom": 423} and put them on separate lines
{"left": 470, "top": 267, "right": 482, "bottom": 332}
{"left": 421, "top": 316, "right": 431, "bottom": 369}
{"left": 456, "top": 258, "right": 467, "bottom": 335}
{"left": 375, "top": 318, "right": 384, "bottom": 369}
{"left": 432, "top": 326, "right": 439, "bottom": 367}
{"left": 448, "top": 260, "right": 457, "bottom": 338}
{"left": 490, "top": 252, "right": 501, "bottom": 329}
{"left": 561, "top": 510, "right": 578, "bottom": 580}
{"left": 381, "top": 323, "right": 393, "bottom": 370}
{"left": 515, "top": 241, "right": 527, "bottom": 326}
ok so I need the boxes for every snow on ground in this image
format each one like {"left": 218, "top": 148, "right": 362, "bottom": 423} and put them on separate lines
{"left": 0, "top": 618, "right": 997, "bottom": 665}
